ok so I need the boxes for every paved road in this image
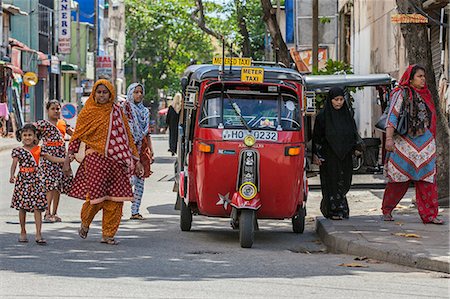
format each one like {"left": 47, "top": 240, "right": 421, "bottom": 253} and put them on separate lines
{"left": 0, "top": 139, "right": 448, "bottom": 298}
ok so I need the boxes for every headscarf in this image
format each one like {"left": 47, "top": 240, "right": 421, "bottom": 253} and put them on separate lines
{"left": 126, "top": 83, "right": 150, "bottom": 144}
{"left": 398, "top": 64, "right": 435, "bottom": 137}
{"left": 71, "top": 79, "right": 138, "bottom": 158}
{"left": 324, "top": 87, "right": 357, "bottom": 160}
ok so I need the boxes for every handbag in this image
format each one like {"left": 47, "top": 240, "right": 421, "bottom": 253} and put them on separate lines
{"left": 375, "top": 88, "right": 408, "bottom": 135}
{"left": 140, "top": 136, "right": 153, "bottom": 178}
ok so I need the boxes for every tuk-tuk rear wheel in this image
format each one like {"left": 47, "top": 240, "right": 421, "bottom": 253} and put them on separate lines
{"left": 180, "top": 199, "right": 192, "bottom": 231}
{"left": 239, "top": 210, "right": 255, "bottom": 248}
{"left": 292, "top": 206, "right": 306, "bottom": 234}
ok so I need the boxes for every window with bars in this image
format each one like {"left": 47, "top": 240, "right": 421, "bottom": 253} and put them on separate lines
{"left": 38, "top": 4, "right": 52, "bottom": 36}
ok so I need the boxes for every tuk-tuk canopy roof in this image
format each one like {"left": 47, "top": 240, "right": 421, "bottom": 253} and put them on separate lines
{"left": 183, "top": 64, "right": 304, "bottom": 83}
{"left": 303, "top": 74, "right": 393, "bottom": 92}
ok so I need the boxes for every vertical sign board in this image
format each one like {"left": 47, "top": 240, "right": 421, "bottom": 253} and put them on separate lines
{"left": 58, "top": 0, "right": 71, "bottom": 54}
{"left": 96, "top": 56, "right": 113, "bottom": 80}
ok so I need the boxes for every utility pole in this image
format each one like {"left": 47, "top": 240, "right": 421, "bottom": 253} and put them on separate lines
{"left": 312, "top": 0, "right": 319, "bottom": 73}
{"left": 76, "top": 2, "right": 82, "bottom": 111}
{"left": 94, "top": 0, "right": 98, "bottom": 78}
{"left": 132, "top": 37, "right": 137, "bottom": 82}
{"left": 0, "top": 0, "right": 4, "bottom": 59}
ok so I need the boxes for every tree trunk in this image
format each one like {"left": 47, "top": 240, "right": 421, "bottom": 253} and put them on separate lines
{"left": 260, "top": 0, "right": 290, "bottom": 66}
{"left": 234, "top": 0, "right": 251, "bottom": 57}
{"left": 396, "top": 0, "right": 450, "bottom": 206}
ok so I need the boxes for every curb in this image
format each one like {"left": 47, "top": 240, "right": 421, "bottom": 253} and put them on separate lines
{"left": 150, "top": 135, "right": 169, "bottom": 141}
{"left": 315, "top": 217, "right": 450, "bottom": 274}
{"left": 309, "top": 183, "right": 387, "bottom": 190}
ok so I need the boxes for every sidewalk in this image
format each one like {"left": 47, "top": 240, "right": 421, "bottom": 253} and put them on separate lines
{"left": 312, "top": 189, "right": 450, "bottom": 273}
{"left": 0, "top": 137, "right": 20, "bottom": 153}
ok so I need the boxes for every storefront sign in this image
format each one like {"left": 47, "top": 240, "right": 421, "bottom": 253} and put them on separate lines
{"left": 50, "top": 55, "right": 60, "bottom": 74}
{"left": 96, "top": 56, "right": 113, "bottom": 80}
{"left": 291, "top": 48, "right": 328, "bottom": 73}
{"left": 391, "top": 14, "right": 428, "bottom": 24}
{"left": 58, "top": 0, "right": 71, "bottom": 54}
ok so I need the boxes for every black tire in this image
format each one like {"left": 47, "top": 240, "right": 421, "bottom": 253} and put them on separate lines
{"left": 239, "top": 210, "right": 255, "bottom": 248}
{"left": 292, "top": 206, "right": 306, "bottom": 233}
{"left": 180, "top": 199, "right": 192, "bottom": 231}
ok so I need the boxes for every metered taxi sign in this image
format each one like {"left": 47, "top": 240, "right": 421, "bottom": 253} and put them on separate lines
{"left": 241, "top": 67, "right": 264, "bottom": 83}
{"left": 213, "top": 57, "right": 251, "bottom": 67}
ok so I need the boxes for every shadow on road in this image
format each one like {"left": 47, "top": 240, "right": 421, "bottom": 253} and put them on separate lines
{"left": 0, "top": 204, "right": 428, "bottom": 282}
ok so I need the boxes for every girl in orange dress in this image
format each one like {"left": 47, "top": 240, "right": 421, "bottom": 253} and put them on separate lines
{"left": 36, "top": 100, "right": 74, "bottom": 222}
{"left": 63, "top": 79, "right": 143, "bottom": 245}
{"left": 10, "top": 124, "right": 65, "bottom": 245}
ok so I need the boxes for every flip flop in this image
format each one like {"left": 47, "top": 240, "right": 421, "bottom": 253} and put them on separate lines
{"left": 18, "top": 238, "right": 28, "bottom": 243}
{"left": 428, "top": 218, "right": 444, "bottom": 225}
{"left": 78, "top": 225, "right": 89, "bottom": 239}
{"left": 35, "top": 239, "right": 47, "bottom": 245}
{"left": 101, "top": 238, "right": 119, "bottom": 245}
{"left": 383, "top": 214, "right": 394, "bottom": 221}
{"left": 130, "top": 214, "right": 144, "bottom": 220}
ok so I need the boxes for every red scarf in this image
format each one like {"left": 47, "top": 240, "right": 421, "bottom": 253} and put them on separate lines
{"left": 398, "top": 65, "right": 436, "bottom": 137}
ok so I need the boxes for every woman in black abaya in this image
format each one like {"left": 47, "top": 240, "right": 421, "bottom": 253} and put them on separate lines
{"left": 312, "top": 87, "right": 358, "bottom": 220}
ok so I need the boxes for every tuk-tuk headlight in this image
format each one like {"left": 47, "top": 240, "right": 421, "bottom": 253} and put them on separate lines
{"left": 243, "top": 134, "right": 256, "bottom": 147}
{"left": 239, "top": 182, "right": 257, "bottom": 200}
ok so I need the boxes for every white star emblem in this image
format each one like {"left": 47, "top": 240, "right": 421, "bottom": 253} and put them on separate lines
{"left": 216, "top": 192, "right": 231, "bottom": 209}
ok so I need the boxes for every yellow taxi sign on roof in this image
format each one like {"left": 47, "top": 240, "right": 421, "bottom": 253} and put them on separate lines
{"left": 241, "top": 67, "right": 264, "bottom": 83}
{"left": 213, "top": 57, "right": 252, "bottom": 67}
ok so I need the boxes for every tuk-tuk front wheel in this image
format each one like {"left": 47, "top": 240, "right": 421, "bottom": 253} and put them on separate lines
{"left": 180, "top": 199, "right": 192, "bottom": 231}
{"left": 239, "top": 210, "right": 255, "bottom": 248}
{"left": 292, "top": 206, "right": 306, "bottom": 234}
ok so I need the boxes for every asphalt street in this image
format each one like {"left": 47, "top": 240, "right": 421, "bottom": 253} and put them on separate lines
{"left": 0, "top": 138, "right": 448, "bottom": 298}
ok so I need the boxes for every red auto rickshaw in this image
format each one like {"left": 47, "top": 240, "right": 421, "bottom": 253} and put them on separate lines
{"left": 177, "top": 62, "right": 308, "bottom": 248}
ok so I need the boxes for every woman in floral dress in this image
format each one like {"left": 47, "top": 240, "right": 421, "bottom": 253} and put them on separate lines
{"left": 36, "top": 100, "right": 73, "bottom": 222}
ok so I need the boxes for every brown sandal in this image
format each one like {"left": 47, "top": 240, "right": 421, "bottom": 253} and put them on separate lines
{"left": 101, "top": 237, "right": 119, "bottom": 245}
{"left": 130, "top": 214, "right": 144, "bottom": 220}
{"left": 78, "top": 225, "right": 89, "bottom": 239}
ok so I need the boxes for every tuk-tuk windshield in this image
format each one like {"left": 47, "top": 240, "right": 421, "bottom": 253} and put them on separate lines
{"left": 200, "top": 91, "right": 301, "bottom": 130}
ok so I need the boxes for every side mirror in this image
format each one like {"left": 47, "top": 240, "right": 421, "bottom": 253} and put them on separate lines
{"left": 181, "top": 77, "right": 188, "bottom": 92}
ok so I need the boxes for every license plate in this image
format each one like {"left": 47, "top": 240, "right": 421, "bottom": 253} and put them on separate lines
{"left": 222, "top": 130, "right": 278, "bottom": 141}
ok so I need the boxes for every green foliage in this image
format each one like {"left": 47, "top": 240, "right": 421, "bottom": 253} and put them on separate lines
{"left": 319, "top": 16, "right": 331, "bottom": 24}
{"left": 242, "top": 0, "right": 266, "bottom": 60}
{"left": 312, "top": 59, "right": 356, "bottom": 109}
{"left": 125, "top": 0, "right": 213, "bottom": 102}
{"left": 125, "top": 0, "right": 266, "bottom": 105}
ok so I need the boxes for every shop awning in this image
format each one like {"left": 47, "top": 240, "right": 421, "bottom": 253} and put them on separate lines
{"left": 2, "top": 4, "right": 28, "bottom": 16}
{"left": 0, "top": 61, "right": 24, "bottom": 75}
{"left": 9, "top": 38, "right": 50, "bottom": 66}
{"left": 61, "top": 62, "right": 79, "bottom": 74}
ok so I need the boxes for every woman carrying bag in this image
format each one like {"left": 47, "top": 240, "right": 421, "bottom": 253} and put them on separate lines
{"left": 381, "top": 65, "right": 443, "bottom": 224}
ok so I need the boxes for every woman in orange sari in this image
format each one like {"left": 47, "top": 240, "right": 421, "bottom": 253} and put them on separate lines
{"left": 63, "top": 79, "right": 143, "bottom": 245}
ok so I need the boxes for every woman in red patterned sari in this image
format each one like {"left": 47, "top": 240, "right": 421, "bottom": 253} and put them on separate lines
{"left": 382, "top": 65, "right": 443, "bottom": 224}
{"left": 63, "top": 79, "right": 144, "bottom": 244}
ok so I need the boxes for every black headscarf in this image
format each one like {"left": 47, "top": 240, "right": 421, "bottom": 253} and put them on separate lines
{"left": 324, "top": 87, "right": 357, "bottom": 160}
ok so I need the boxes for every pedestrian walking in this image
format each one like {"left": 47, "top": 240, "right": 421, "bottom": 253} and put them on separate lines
{"left": 382, "top": 65, "right": 443, "bottom": 224}
{"left": 35, "top": 100, "right": 73, "bottom": 223}
{"left": 9, "top": 124, "right": 61, "bottom": 245}
{"left": 63, "top": 79, "right": 144, "bottom": 245}
{"left": 166, "top": 92, "right": 181, "bottom": 155}
{"left": 312, "top": 87, "right": 359, "bottom": 220}
{"left": 123, "top": 82, "right": 153, "bottom": 220}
